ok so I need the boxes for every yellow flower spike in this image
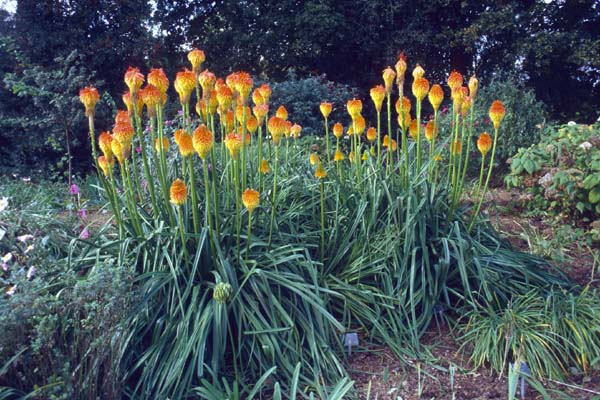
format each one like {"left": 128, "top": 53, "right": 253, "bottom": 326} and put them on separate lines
{"left": 425, "top": 120, "right": 437, "bottom": 142}
{"left": 346, "top": 98, "right": 362, "bottom": 119}
{"left": 395, "top": 53, "right": 407, "bottom": 82}
{"left": 208, "top": 90, "right": 218, "bottom": 115}
{"left": 253, "top": 104, "right": 269, "bottom": 125}
{"left": 247, "top": 116, "right": 259, "bottom": 134}
{"left": 115, "top": 110, "right": 129, "bottom": 124}
{"left": 390, "top": 139, "right": 397, "bottom": 152}
{"left": 170, "top": 179, "right": 187, "bottom": 206}
{"left": 383, "top": 66, "right": 396, "bottom": 94}
{"left": 412, "top": 77, "right": 430, "bottom": 101}
{"left": 173, "top": 129, "right": 185, "bottom": 146}
{"left": 252, "top": 89, "right": 264, "bottom": 106}
{"left": 140, "top": 84, "right": 162, "bottom": 116}
{"left": 216, "top": 85, "right": 233, "bottom": 111}
{"left": 451, "top": 140, "right": 462, "bottom": 155}
{"left": 267, "top": 116, "right": 286, "bottom": 145}
{"left": 428, "top": 84, "right": 444, "bottom": 112}
{"left": 113, "top": 122, "right": 134, "bottom": 146}
{"left": 177, "top": 133, "right": 195, "bottom": 157}
{"left": 468, "top": 75, "right": 478, "bottom": 99}
{"left": 98, "top": 155, "right": 113, "bottom": 177}
{"left": 198, "top": 70, "right": 216, "bottom": 93}
{"left": 309, "top": 152, "right": 320, "bottom": 166}
{"left": 412, "top": 64, "right": 425, "bottom": 79}
{"left": 334, "top": 149, "right": 345, "bottom": 162}
{"left": 110, "top": 138, "right": 127, "bottom": 164}
{"left": 259, "top": 159, "right": 270, "bottom": 174}
{"left": 122, "top": 91, "right": 143, "bottom": 118}
{"left": 196, "top": 99, "right": 207, "bottom": 120}
{"left": 276, "top": 105, "right": 289, "bottom": 120}
{"left": 451, "top": 86, "right": 464, "bottom": 112}
{"left": 366, "top": 127, "right": 377, "bottom": 142}
{"left": 147, "top": 68, "right": 169, "bottom": 95}
{"left": 187, "top": 48, "right": 205, "bottom": 74}
{"left": 408, "top": 119, "right": 419, "bottom": 140}
{"left": 225, "top": 72, "right": 238, "bottom": 92}
{"left": 489, "top": 100, "right": 506, "bottom": 130}
{"left": 174, "top": 69, "right": 196, "bottom": 105}
{"left": 382, "top": 135, "right": 390, "bottom": 148}
{"left": 397, "top": 112, "right": 411, "bottom": 132}
{"left": 242, "top": 188, "right": 260, "bottom": 213}
{"left": 320, "top": 102, "right": 333, "bottom": 119}
{"left": 234, "top": 71, "right": 253, "bottom": 104}
{"left": 236, "top": 104, "right": 252, "bottom": 124}
{"left": 79, "top": 86, "right": 100, "bottom": 117}
{"left": 291, "top": 124, "right": 302, "bottom": 139}
{"left": 98, "top": 132, "right": 113, "bottom": 160}
{"left": 124, "top": 67, "right": 144, "bottom": 97}
{"left": 333, "top": 122, "right": 343, "bottom": 139}
{"left": 370, "top": 85, "right": 386, "bottom": 113}
{"left": 447, "top": 70, "right": 463, "bottom": 90}
{"left": 224, "top": 110, "right": 235, "bottom": 132}
{"left": 395, "top": 96, "right": 412, "bottom": 116}
{"left": 193, "top": 124, "right": 213, "bottom": 160}
{"left": 354, "top": 115, "right": 366, "bottom": 135}
{"left": 283, "top": 120, "right": 292, "bottom": 139}
{"left": 434, "top": 154, "right": 442, "bottom": 162}
{"left": 477, "top": 132, "right": 492, "bottom": 156}
{"left": 154, "top": 136, "right": 170, "bottom": 153}
{"left": 258, "top": 84, "right": 272, "bottom": 104}
{"left": 461, "top": 96, "right": 472, "bottom": 116}
{"left": 347, "top": 125, "right": 354, "bottom": 136}
{"left": 224, "top": 132, "right": 243, "bottom": 159}
{"left": 315, "top": 162, "right": 327, "bottom": 179}
{"left": 361, "top": 150, "right": 369, "bottom": 161}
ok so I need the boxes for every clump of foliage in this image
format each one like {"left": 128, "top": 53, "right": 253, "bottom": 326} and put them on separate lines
{"left": 505, "top": 122, "right": 600, "bottom": 220}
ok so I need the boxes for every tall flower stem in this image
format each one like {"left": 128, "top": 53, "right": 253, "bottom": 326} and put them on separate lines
{"left": 176, "top": 205, "right": 190, "bottom": 266}
{"left": 188, "top": 156, "right": 200, "bottom": 237}
{"left": 376, "top": 111, "right": 382, "bottom": 165}
{"left": 245, "top": 212, "right": 253, "bottom": 262}
{"left": 203, "top": 159, "right": 213, "bottom": 232}
{"left": 133, "top": 101, "right": 158, "bottom": 216}
{"left": 319, "top": 180, "right": 325, "bottom": 263}
{"left": 268, "top": 145, "right": 279, "bottom": 248}
{"left": 258, "top": 125, "right": 264, "bottom": 191}
{"left": 416, "top": 99, "right": 423, "bottom": 172}
{"left": 324, "top": 117, "right": 330, "bottom": 163}
{"left": 469, "top": 126, "right": 500, "bottom": 230}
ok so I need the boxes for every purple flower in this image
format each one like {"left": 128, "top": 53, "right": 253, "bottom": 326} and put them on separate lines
{"left": 77, "top": 208, "right": 87, "bottom": 220}
{"left": 136, "top": 146, "right": 142, "bottom": 154}
{"left": 1, "top": 262, "right": 8, "bottom": 272}
{"left": 69, "top": 184, "right": 80, "bottom": 195}
{"left": 177, "top": 110, "right": 183, "bottom": 116}
{"left": 80, "top": 227, "right": 90, "bottom": 239}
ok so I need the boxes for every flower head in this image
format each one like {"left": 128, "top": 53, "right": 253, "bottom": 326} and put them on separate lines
{"left": 334, "top": 149, "right": 345, "bottom": 162}
{"left": 140, "top": 84, "right": 162, "bottom": 115}
{"left": 309, "top": 152, "right": 320, "bottom": 166}
{"left": 170, "top": 179, "right": 187, "bottom": 206}
{"left": 247, "top": 116, "right": 259, "bottom": 134}
{"left": 154, "top": 136, "right": 169, "bottom": 153}
{"left": 275, "top": 105, "right": 288, "bottom": 120}
{"left": 447, "top": 70, "right": 463, "bottom": 90}
{"left": 315, "top": 162, "right": 327, "bottom": 179}
{"left": 70, "top": 184, "right": 80, "bottom": 195}
{"left": 320, "top": 102, "right": 333, "bottom": 119}
{"left": 177, "top": 133, "right": 195, "bottom": 157}
{"left": 291, "top": 124, "right": 302, "bottom": 139}
{"left": 98, "top": 155, "right": 114, "bottom": 177}
{"left": 383, "top": 66, "right": 396, "bottom": 94}
{"left": 224, "top": 132, "right": 243, "bottom": 158}
{"left": 267, "top": 116, "right": 286, "bottom": 145}
{"left": 397, "top": 112, "right": 411, "bottom": 132}
{"left": 395, "top": 96, "right": 411, "bottom": 115}
{"left": 366, "top": 127, "right": 377, "bottom": 142}
{"left": 260, "top": 159, "right": 270, "bottom": 174}
{"left": 79, "top": 86, "right": 100, "bottom": 117}
{"left": 333, "top": 122, "right": 343, "bottom": 139}
{"left": 111, "top": 139, "right": 128, "bottom": 164}
{"left": 236, "top": 104, "right": 252, "bottom": 124}
{"left": 412, "top": 77, "right": 430, "bottom": 101}
{"left": 113, "top": 122, "right": 134, "bottom": 146}
{"left": 242, "top": 188, "right": 260, "bottom": 213}
{"left": 187, "top": 48, "right": 206, "bottom": 74}
{"left": 115, "top": 110, "right": 130, "bottom": 124}
{"left": 199, "top": 70, "right": 216, "bottom": 93}
{"left": 235, "top": 72, "right": 254, "bottom": 104}
{"left": 353, "top": 115, "right": 366, "bottom": 135}
{"left": 468, "top": 75, "right": 478, "bottom": 99}
{"left": 425, "top": 120, "right": 437, "bottom": 142}
{"left": 98, "top": 131, "right": 113, "bottom": 160}
{"left": 147, "top": 68, "right": 169, "bottom": 95}
{"left": 174, "top": 69, "right": 197, "bottom": 104}
{"left": 370, "top": 85, "right": 386, "bottom": 113}
{"left": 253, "top": 103, "right": 269, "bottom": 124}
{"left": 408, "top": 119, "right": 419, "bottom": 140}
{"left": 216, "top": 85, "right": 233, "bottom": 111}
{"left": 213, "top": 282, "right": 233, "bottom": 303}
{"left": 258, "top": 84, "right": 272, "bottom": 104}
{"left": 346, "top": 98, "right": 362, "bottom": 119}
{"left": 252, "top": 89, "right": 264, "bottom": 106}
{"left": 451, "top": 140, "right": 462, "bottom": 155}
{"left": 428, "top": 84, "right": 444, "bottom": 112}
{"left": 124, "top": 67, "right": 144, "bottom": 96}
{"left": 193, "top": 125, "right": 213, "bottom": 160}
{"left": 489, "top": 100, "right": 506, "bottom": 130}
{"left": 477, "top": 132, "right": 492, "bottom": 156}
{"left": 412, "top": 64, "right": 425, "bottom": 79}
{"left": 122, "top": 91, "right": 143, "bottom": 118}
{"left": 395, "top": 53, "right": 407, "bottom": 82}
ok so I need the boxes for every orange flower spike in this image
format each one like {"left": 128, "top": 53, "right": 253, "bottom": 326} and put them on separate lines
{"left": 122, "top": 91, "right": 143, "bottom": 118}
{"left": 382, "top": 135, "right": 390, "bottom": 148}
{"left": 247, "top": 116, "right": 259, "bottom": 134}
{"left": 283, "top": 120, "right": 292, "bottom": 139}
{"left": 477, "top": 132, "right": 492, "bottom": 156}
{"left": 390, "top": 139, "right": 397, "bottom": 152}
{"left": 124, "top": 67, "right": 144, "bottom": 97}
{"left": 320, "top": 102, "right": 333, "bottom": 119}
{"left": 346, "top": 98, "right": 362, "bottom": 119}
{"left": 267, "top": 116, "right": 286, "bottom": 145}
{"left": 224, "top": 110, "right": 235, "bottom": 132}
{"left": 334, "top": 149, "right": 345, "bottom": 162}
{"left": 333, "top": 122, "right": 343, "bottom": 139}
{"left": 177, "top": 133, "right": 195, "bottom": 157}
{"left": 234, "top": 71, "right": 253, "bottom": 104}
{"left": 169, "top": 179, "right": 187, "bottom": 206}
{"left": 309, "top": 152, "right": 320, "bottom": 166}
{"left": 451, "top": 140, "right": 462, "bottom": 155}
{"left": 408, "top": 119, "right": 419, "bottom": 140}
{"left": 193, "top": 124, "right": 214, "bottom": 160}
{"left": 370, "top": 85, "right": 386, "bottom": 113}
{"left": 173, "top": 129, "right": 185, "bottom": 146}
{"left": 98, "top": 132, "right": 113, "bottom": 160}
{"left": 154, "top": 136, "right": 170, "bottom": 153}
{"left": 354, "top": 115, "right": 366, "bottom": 135}
{"left": 395, "top": 53, "right": 407, "bottom": 83}
{"left": 276, "top": 105, "right": 288, "bottom": 120}
{"left": 98, "top": 155, "right": 113, "bottom": 177}
{"left": 140, "top": 84, "right": 162, "bottom": 116}
{"left": 259, "top": 159, "right": 270, "bottom": 174}
{"left": 147, "top": 68, "right": 169, "bottom": 95}
{"left": 236, "top": 105, "right": 252, "bottom": 124}
{"left": 425, "top": 120, "right": 436, "bottom": 142}
{"left": 242, "top": 188, "right": 260, "bottom": 213}
{"left": 253, "top": 104, "right": 269, "bottom": 125}
{"left": 366, "top": 127, "right": 377, "bottom": 142}
{"left": 113, "top": 122, "right": 134, "bottom": 145}
{"left": 258, "top": 84, "right": 272, "bottom": 104}
{"left": 79, "top": 86, "right": 100, "bottom": 117}
{"left": 208, "top": 90, "right": 219, "bottom": 115}
{"left": 383, "top": 66, "right": 396, "bottom": 94}
{"left": 187, "top": 48, "right": 206, "bottom": 74}
{"left": 252, "top": 89, "right": 264, "bottom": 106}
{"left": 447, "top": 70, "right": 463, "bottom": 90}
{"left": 451, "top": 86, "right": 464, "bottom": 111}
{"left": 412, "top": 77, "right": 430, "bottom": 101}
{"left": 395, "top": 96, "right": 412, "bottom": 115}
{"left": 115, "top": 110, "right": 130, "bottom": 124}
{"left": 489, "top": 100, "right": 506, "bottom": 130}
{"left": 412, "top": 64, "right": 425, "bottom": 79}
{"left": 315, "top": 162, "right": 327, "bottom": 179}
{"left": 216, "top": 85, "right": 233, "bottom": 111}
{"left": 224, "top": 132, "right": 243, "bottom": 159}
{"left": 110, "top": 138, "right": 126, "bottom": 164}
{"left": 196, "top": 100, "right": 207, "bottom": 120}
{"left": 461, "top": 96, "right": 472, "bottom": 116}
{"left": 428, "top": 84, "right": 444, "bottom": 112}
{"left": 468, "top": 75, "right": 478, "bottom": 99}
{"left": 291, "top": 124, "right": 302, "bottom": 139}
{"left": 198, "top": 70, "right": 216, "bottom": 93}
{"left": 174, "top": 69, "right": 197, "bottom": 105}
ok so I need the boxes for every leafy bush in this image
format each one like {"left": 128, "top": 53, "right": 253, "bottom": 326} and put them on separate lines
{"left": 270, "top": 71, "right": 358, "bottom": 137}
{"left": 505, "top": 122, "right": 600, "bottom": 219}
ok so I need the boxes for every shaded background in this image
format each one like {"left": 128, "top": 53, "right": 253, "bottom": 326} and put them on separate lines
{"left": 0, "top": 0, "right": 598, "bottom": 177}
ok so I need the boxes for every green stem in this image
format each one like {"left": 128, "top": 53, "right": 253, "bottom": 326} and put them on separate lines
{"left": 324, "top": 117, "right": 330, "bottom": 163}
{"left": 469, "top": 126, "right": 500, "bottom": 230}
{"left": 268, "top": 145, "right": 279, "bottom": 248}
{"left": 188, "top": 156, "right": 200, "bottom": 236}
{"left": 320, "top": 180, "right": 325, "bottom": 263}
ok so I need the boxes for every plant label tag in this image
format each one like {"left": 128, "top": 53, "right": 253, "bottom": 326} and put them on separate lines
{"left": 343, "top": 332, "right": 359, "bottom": 354}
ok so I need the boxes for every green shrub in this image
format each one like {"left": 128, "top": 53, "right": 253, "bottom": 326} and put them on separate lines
{"left": 505, "top": 122, "right": 600, "bottom": 219}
